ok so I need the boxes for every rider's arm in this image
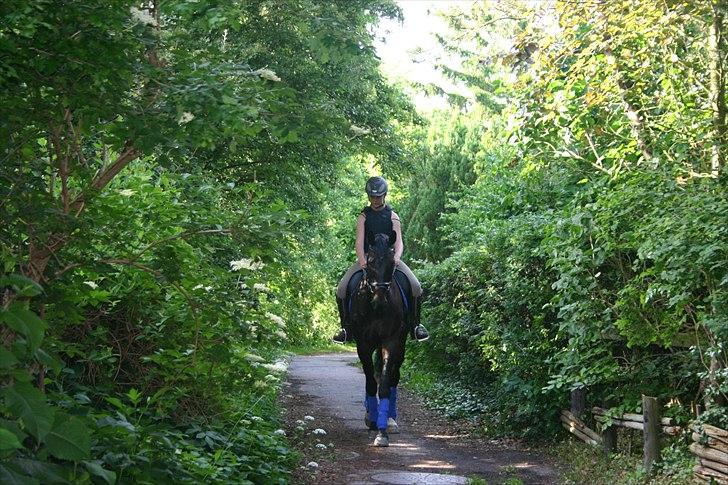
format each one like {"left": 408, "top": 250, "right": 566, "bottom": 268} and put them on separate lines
{"left": 391, "top": 211, "right": 404, "bottom": 264}
{"left": 355, "top": 213, "right": 366, "bottom": 268}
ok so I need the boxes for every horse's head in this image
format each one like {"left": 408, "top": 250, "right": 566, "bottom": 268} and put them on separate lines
{"left": 364, "top": 231, "right": 396, "bottom": 309}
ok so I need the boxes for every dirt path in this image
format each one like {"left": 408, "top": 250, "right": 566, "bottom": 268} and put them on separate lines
{"left": 281, "top": 352, "right": 560, "bottom": 485}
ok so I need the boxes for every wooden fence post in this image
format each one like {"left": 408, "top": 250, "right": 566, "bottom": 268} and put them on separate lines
{"left": 603, "top": 422, "right": 617, "bottom": 457}
{"left": 643, "top": 395, "right": 661, "bottom": 473}
{"left": 571, "top": 388, "right": 586, "bottom": 418}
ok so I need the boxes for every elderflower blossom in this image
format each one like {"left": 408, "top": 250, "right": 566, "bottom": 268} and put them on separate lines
{"left": 253, "top": 68, "right": 281, "bottom": 82}
{"left": 266, "top": 312, "right": 285, "bottom": 328}
{"left": 230, "top": 258, "right": 264, "bottom": 271}
{"left": 307, "top": 462, "right": 319, "bottom": 469}
{"left": 253, "top": 380, "right": 267, "bottom": 389}
{"left": 349, "top": 125, "right": 371, "bottom": 136}
{"left": 295, "top": 419, "right": 305, "bottom": 425}
{"left": 316, "top": 443, "right": 327, "bottom": 450}
{"left": 130, "top": 7, "right": 158, "bottom": 26}
{"left": 304, "top": 415, "right": 315, "bottom": 421}
{"left": 84, "top": 281, "right": 98, "bottom": 289}
{"left": 312, "top": 428, "right": 326, "bottom": 435}
{"left": 253, "top": 283, "right": 268, "bottom": 292}
{"left": 192, "top": 284, "right": 212, "bottom": 291}
{"left": 119, "top": 189, "right": 135, "bottom": 197}
{"left": 261, "top": 361, "right": 288, "bottom": 373}
{"left": 244, "top": 353, "right": 265, "bottom": 364}
{"left": 273, "top": 429, "right": 286, "bottom": 436}
{"left": 274, "top": 329, "right": 288, "bottom": 340}
{"left": 178, "top": 112, "right": 195, "bottom": 125}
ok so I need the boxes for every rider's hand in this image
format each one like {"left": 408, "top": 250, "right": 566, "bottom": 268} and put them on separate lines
{"left": 359, "top": 261, "right": 367, "bottom": 269}
{"left": 394, "top": 256, "right": 401, "bottom": 267}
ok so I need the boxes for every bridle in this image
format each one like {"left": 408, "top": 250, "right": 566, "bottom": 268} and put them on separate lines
{"left": 361, "top": 251, "right": 394, "bottom": 294}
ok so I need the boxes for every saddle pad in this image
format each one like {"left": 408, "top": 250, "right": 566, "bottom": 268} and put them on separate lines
{"left": 347, "top": 269, "right": 411, "bottom": 313}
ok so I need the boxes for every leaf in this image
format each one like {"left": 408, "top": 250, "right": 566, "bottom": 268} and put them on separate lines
{"left": 0, "top": 346, "right": 20, "bottom": 370}
{"left": 0, "top": 419, "right": 28, "bottom": 444}
{"left": 0, "top": 275, "right": 43, "bottom": 297}
{"left": 83, "top": 461, "right": 116, "bottom": 484}
{"left": 0, "top": 304, "right": 47, "bottom": 352}
{"left": 45, "top": 414, "right": 91, "bottom": 461}
{"left": 0, "top": 464, "right": 39, "bottom": 485}
{"left": 34, "top": 349, "right": 62, "bottom": 375}
{"left": 8, "top": 458, "right": 70, "bottom": 484}
{"left": 0, "top": 427, "right": 23, "bottom": 451}
{"left": 3, "top": 383, "right": 54, "bottom": 440}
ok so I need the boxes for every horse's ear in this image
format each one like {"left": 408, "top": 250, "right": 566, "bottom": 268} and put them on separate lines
{"left": 389, "top": 231, "right": 397, "bottom": 247}
{"left": 366, "top": 230, "right": 375, "bottom": 247}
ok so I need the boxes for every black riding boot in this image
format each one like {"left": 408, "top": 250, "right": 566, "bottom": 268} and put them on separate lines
{"left": 332, "top": 296, "right": 351, "bottom": 344}
{"left": 410, "top": 296, "right": 429, "bottom": 342}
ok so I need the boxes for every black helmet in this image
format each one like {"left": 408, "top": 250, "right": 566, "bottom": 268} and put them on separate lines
{"left": 365, "top": 176, "right": 388, "bottom": 197}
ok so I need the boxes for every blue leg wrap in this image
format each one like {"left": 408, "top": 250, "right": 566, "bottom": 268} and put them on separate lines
{"left": 377, "top": 398, "right": 390, "bottom": 430}
{"left": 366, "top": 395, "right": 378, "bottom": 423}
{"left": 389, "top": 387, "right": 398, "bottom": 420}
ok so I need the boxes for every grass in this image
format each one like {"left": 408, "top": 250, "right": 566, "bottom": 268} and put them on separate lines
{"left": 551, "top": 434, "right": 694, "bottom": 485}
{"left": 287, "top": 341, "right": 355, "bottom": 355}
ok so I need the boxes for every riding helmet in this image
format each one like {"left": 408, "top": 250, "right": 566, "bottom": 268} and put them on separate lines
{"left": 365, "top": 176, "right": 388, "bottom": 197}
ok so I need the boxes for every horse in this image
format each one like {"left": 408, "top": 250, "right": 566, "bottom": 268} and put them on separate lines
{"left": 350, "top": 231, "right": 409, "bottom": 447}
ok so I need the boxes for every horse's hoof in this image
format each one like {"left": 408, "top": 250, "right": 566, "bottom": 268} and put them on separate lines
{"left": 387, "top": 417, "right": 399, "bottom": 434}
{"left": 364, "top": 414, "right": 377, "bottom": 430}
{"left": 374, "top": 433, "right": 389, "bottom": 447}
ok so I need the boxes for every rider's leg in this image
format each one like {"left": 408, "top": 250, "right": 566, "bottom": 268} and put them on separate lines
{"left": 396, "top": 261, "right": 429, "bottom": 342}
{"left": 333, "top": 263, "right": 360, "bottom": 343}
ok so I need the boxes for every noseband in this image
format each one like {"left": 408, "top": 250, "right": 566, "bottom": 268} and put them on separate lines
{"left": 362, "top": 267, "right": 393, "bottom": 294}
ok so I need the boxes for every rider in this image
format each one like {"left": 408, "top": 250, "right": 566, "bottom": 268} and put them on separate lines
{"left": 332, "top": 176, "right": 430, "bottom": 344}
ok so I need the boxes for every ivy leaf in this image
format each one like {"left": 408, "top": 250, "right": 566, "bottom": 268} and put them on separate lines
{"left": 45, "top": 414, "right": 91, "bottom": 461}
{"left": 3, "top": 383, "right": 54, "bottom": 440}
{"left": 0, "top": 304, "right": 47, "bottom": 352}
{"left": 0, "top": 427, "right": 23, "bottom": 452}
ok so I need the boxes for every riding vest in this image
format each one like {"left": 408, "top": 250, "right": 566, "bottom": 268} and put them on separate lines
{"left": 362, "top": 205, "right": 394, "bottom": 253}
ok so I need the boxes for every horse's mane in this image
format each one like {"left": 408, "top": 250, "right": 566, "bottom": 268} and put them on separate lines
{"left": 371, "top": 233, "right": 391, "bottom": 253}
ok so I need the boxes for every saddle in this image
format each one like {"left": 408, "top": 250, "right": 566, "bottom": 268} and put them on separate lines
{"left": 346, "top": 269, "right": 411, "bottom": 315}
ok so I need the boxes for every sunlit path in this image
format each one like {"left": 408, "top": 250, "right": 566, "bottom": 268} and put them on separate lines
{"left": 284, "top": 353, "right": 559, "bottom": 484}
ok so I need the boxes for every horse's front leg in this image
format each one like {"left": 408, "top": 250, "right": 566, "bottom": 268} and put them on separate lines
{"left": 386, "top": 340, "right": 405, "bottom": 434}
{"left": 373, "top": 345, "right": 395, "bottom": 446}
{"left": 357, "top": 344, "right": 378, "bottom": 430}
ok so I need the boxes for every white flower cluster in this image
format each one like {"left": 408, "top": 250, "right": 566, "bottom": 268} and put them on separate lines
{"left": 192, "top": 284, "right": 212, "bottom": 291}
{"left": 84, "top": 281, "right": 98, "bottom": 289}
{"left": 349, "top": 125, "right": 371, "bottom": 136}
{"left": 130, "top": 7, "right": 158, "bottom": 26}
{"left": 244, "top": 353, "right": 265, "bottom": 364}
{"left": 312, "top": 428, "right": 327, "bottom": 435}
{"left": 253, "top": 68, "right": 281, "bottom": 82}
{"left": 230, "top": 258, "right": 264, "bottom": 271}
{"left": 266, "top": 312, "right": 285, "bottom": 328}
{"left": 119, "top": 189, "right": 135, "bottom": 197}
{"left": 178, "top": 112, "right": 195, "bottom": 125}
{"left": 253, "top": 283, "right": 268, "bottom": 291}
{"left": 261, "top": 361, "right": 288, "bottom": 374}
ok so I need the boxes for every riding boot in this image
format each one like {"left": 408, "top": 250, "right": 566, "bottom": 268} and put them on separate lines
{"left": 410, "top": 296, "right": 429, "bottom": 342}
{"left": 332, "top": 296, "right": 351, "bottom": 344}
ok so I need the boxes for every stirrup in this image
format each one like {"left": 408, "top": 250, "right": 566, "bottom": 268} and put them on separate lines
{"left": 332, "top": 328, "right": 348, "bottom": 344}
{"left": 413, "top": 324, "right": 429, "bottom": 342}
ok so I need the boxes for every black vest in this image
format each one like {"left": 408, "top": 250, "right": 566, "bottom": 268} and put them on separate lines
{"left": 362, "top": 205, "right": 393, "bottom": 253}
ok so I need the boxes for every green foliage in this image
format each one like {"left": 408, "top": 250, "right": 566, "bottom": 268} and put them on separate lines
{"left": 1, "top": 0, "right": 412, "bottom": 482}
{"left": 397, "top": 0, "right": 728, "bottom": 453}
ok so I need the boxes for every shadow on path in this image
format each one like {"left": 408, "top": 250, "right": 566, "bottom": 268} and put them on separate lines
{"left": 282, "top": 352, "right": 560, "bottom": 485}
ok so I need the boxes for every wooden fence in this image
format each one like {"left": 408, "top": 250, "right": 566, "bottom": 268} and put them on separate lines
{"left": 561, "top": 389, "right": 728, "bottom": 483}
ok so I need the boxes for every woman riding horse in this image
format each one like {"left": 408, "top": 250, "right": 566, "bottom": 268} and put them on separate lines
{"left": 351, "top": 231, "right": 406, "bottom": 446}
{"left": 332, "top": 176, "right": 429, "bottom": 344}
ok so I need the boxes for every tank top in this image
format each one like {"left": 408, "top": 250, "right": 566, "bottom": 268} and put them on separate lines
{"left": 362, "top": 205, "right": 393, "bottom": 253}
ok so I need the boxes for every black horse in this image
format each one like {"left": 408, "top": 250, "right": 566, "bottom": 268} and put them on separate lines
{"left": 350, "top": 231, "right": 409, "bottom": 447}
